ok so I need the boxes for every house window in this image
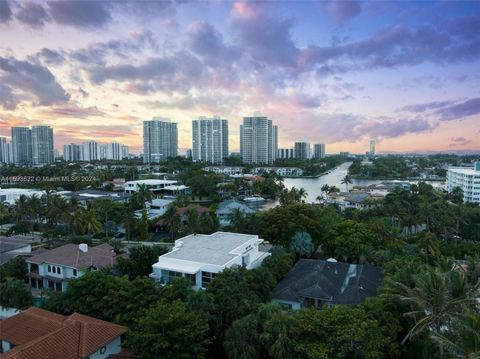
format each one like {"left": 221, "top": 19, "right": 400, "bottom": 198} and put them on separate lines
{"left": 73, "top": 269, "right": 77, "bottom": 276}
{"left": 201, "top": 271, "right": 217, "bottom": 288}
{"left": 184, "top": 273, "right": 196, "bottom": 285}
{"left": 55, "top": 282, "right": 62, "bottom": 291}
{"left": 47, "top": 265, "right": 51, "bottom": 272}
{"left": 48, "top": 280, "right": 55, "bottom": 290}
{"left": 57, "top": 267, "right": 61, "bottom": 275}
{"left": 52, "top": 266, "right": 56, "bottom": 274}
{"left": 168, "top": 271, "right": 183, "bottom": 282}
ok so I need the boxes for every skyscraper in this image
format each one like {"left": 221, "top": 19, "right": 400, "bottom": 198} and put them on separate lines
{"left": 11, "top": 127, "right": 32, "bottom": 165}
{"left": 370, "top": 140, "right": 376, "bottom": 155}
{"left": 240, "top": 114, "right": 278, "bottom": 164}
{"left": 63, "top": 143, "right": 82, "bottom": 162}
{"left": 81, "top": 141, "right": 98, "bottom": 161}
{"left": 32, "top": 126, "right": 54, "bottom": 165}
{"left": 121, "top": 145, "right": 129, "bottom": 159}
{"left": 143, "top": 117, "right": 178, "bottom": 164}
{"left": 0, "top": 137, "right": 9, "bottom": 164}
{"left": 192, "top": 116, "right": 229, "bottom": 164}
{"left": 313, "top": 143, "right": 326, "bottom": 159}
{"left": 294, "top": 142, "right": 311, "bottom": 160}
{"left": 277, "top": 148, "right": 294, "bottom": 159}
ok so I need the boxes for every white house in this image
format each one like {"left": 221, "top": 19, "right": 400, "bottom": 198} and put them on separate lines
{"left": 203, "top": 166, "right": 244, "bottom": 176}
{"left": 0, "top": 188, "right": 46, "bottom": 205}
{"left": 150, "top": 232, "right": 270, "bottom": 290}
{"left": 446, "top": 162, "right": 480, "bottom": 203}
{"left": 26, "top": 243, "right": 123, "bottom": 293}
{"left": 124, "top": 179, "right": 189, "bottom": 196}
{"left": 134, "top": 198, "right": 175, "bottom": 220}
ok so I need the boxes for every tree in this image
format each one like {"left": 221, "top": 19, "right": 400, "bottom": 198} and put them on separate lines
{"left": 293, "top": 306, "right": 390, "bottom": 359}
{"left": 129, "top": 300, "right": 210, "bottom": 359}
{"left": 0, "top": 278, "right": 33, "bottom": 309}
{"left": 384, "top": 264, "right": 478, "bottom": 353}
{"left": 324, "top": 220, "right": 380, "bottom": 263}
{"left": 138, "top": 209, "right": 150, "bottom": 241}
{"left": 0, "top": 257, "right": 28, "bottom": 281}
{"left": 341, "top": 175, "right": 353, "bottom": 192}
{"left": 131, "top": 184, "right": 153, "bottom": 209}
{"left": 114, "top": 245, "right": 167, "bottom": 279}
{"left": 290, "top": 232, "right": 314, "bottom": 258}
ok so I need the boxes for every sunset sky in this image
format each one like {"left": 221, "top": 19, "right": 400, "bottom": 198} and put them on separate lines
{"left": 0, "top": 0, "right": 479, "bottom": 154}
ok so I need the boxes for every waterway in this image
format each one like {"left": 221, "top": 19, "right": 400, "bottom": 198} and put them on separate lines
{"left": 248, "top": 162, "right": 445, "bottom": 210}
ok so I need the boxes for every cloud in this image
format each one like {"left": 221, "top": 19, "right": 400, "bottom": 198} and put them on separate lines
{"left": 187, "top": 21, "right": 241, "bottom": 65}
{"left": 399, "top": 100, "right": 455, "bottom": 113}
{"left": 33, "top": 48, "right": 65, "bottom": 66}
{"left": 0, "top": 56, "right": 69, "bottom": 108}
{"left": 328, "top": 0, "right": 362, "bottom": 23}
{"left": 354, "top": 117, "right": 436, "bottom": 138}
{"left": 299, "top": 16, "right": 480, "bottom": 73}
{"left": 448, "top": 137, "right": 471, "bottom": 147}
{"left": 0, "top": 0, "right": 12, "bottom": 23}
{"left": 69, "top": 31, "right": 157, "bottom": 65}
{"left": 89, "top": 57, "right": 177, "bottom": 84}
{"left": 231, "top": 1, "right": 299, "bottom": 67}
{"left": 15, "top": 1, "right": 50, "bottom": 28}
{"left": 0, "top": 83, "right": 18, "bottom": 110}
{"left": 48, "top": 0, "right": 112, "bottom": 29}
{"left": 38, "top": 104, "right": 105, "bottom": 118}
{"left": 436, "top": 97, "right": 480, "bottom": 121}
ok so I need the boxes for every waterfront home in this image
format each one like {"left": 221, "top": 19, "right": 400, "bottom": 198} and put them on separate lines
{"left": 215, "top": 199, "right": 256, "bottom": 226}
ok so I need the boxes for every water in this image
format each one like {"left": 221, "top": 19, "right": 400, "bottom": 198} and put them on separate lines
{"left": 254, "top": 162, "right": 445, "bottom": 209}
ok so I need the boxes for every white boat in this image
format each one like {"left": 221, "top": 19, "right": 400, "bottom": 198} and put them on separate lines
{"left": 243, "top": 195, "right": 265, "bottom": 202}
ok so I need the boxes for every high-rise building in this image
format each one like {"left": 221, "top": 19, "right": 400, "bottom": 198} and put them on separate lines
{"left": 107, "top": 142, "right": 122, "bottom": 161}
{"left": 294, "top": 142, "right": 311, "bottom": 160}
{"left": 32, "top": 126, "right": 54, "bottom": 165}
{"left": 0, "top": 137, "right": 11, "bottom": 164}
{"left": 277, "top": 148, "right": 294, "bottom": 159}
{"left": 143, "top": 118, "right": 178, "bottom": 164}
{"left": 313, "top": 143, "right": 326, "bottom": 159}
{"left": 81, "top": 141, "right": 98, "bottom": 161}
{"left": 370, "top": 140, "right": 376, "bottom": 155}
{"left": 63, "top": 143, "right": 82, "bottom": 162}
{"left": 11, "top": 127, "right": 32, "bottom": 165}
{"left": 240, "top": 114, "right": 278, "bottom": 164}
{"left": 121, "top": 145, "right": 129, "bottom": 159}
{"left": 192, "top": 116, "right": 229, "bottom": 164}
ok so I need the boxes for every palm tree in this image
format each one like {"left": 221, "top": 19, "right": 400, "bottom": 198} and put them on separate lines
{"left": 432, "top": 310, "right": 480, "bottom": 359}
{"left": 163, "top": 206, "right": 180, "bottom": 241}
{"left": 81, "top": 209, "right": 102, "bottom": 235}
{"left": 131, "top": 184, "right": 153, "bottom": 209}
{"left": 385, "top": 265, "right": 478, "bottom": 355}
{"left": 341, "top": 175, "right": 353, "bottom": 192}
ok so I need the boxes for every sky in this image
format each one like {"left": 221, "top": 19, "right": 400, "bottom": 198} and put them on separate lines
{"left": 0, "top": 0, "right": 479, "bottom": 155}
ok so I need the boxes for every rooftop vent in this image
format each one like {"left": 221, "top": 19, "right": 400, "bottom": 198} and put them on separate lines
{"left": 79, "top": 243, "right": 88, "bottom": 253}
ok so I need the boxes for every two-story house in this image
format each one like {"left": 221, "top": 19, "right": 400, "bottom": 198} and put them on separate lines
{"left": 0, "top": 307, "right": 128, "bottom": 358}
{"left": 26, "top": 243, "right": 123, "bottom": 292}
{"left": 150, "top": 232, "right": 270, "bottom": 290}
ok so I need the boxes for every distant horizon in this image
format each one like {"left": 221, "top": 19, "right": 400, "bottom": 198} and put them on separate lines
{"left": 1, "top": 0, "right": 479, "bottom": 153}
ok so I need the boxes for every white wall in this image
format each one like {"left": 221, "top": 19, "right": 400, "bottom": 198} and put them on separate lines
{"left": 88, "top": 336, "right": 122, "bottom": 359}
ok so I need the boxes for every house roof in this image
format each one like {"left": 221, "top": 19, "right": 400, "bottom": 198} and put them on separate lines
{"left": 26, "top": 243, "right": 119, "bottom": 269}
{"left": 155, "top": 232, "right": 260, "bottom": 267}
{"left": 215, "top": 200, "right": 256, "bottom": 215}
{"left": 154, "top": 205, "right": 210, "bottom": 227}
{"left": 272, "top": 259, "right": 383, "bottom": 305}
{"left": 0, "top": 307, "right": 126, "bottom": 359}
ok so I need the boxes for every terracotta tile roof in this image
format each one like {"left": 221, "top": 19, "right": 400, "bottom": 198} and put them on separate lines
{"left": 27, "top": 243, "right": 119, "bottom": 269}
{"left": 0, "top": 307, "right": 127, "bottom": 359}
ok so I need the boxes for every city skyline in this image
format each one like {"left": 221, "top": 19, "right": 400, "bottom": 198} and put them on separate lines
{"left": 0, "top": 1, "right": 479, "bottom": 154}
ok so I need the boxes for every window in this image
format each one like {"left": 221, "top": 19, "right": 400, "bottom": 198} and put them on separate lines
{"left": 185, "top": 273, "right": 196, "bottom": 285}
{"left": 201, "top": 271, "right": 217, "bottom": 288}
{"left": 52, "top": 266, "right": 56, "bottom": 274}
{"left": 73, "top": 269, "right": 77, "bottom": 276}
{"left": 57, "top": 267, "right": 61, "bottom": 275}
{"left": 168, "top": 271, "right": 183, "bottom": 283}
{"left": 55, "top": 282, "right": 62, "bottom": 291}
{"left": 47, "top": 265, "right": 51, "bottom": 272}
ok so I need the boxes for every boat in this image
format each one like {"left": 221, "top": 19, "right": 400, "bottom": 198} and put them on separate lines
{"left": 243, "top": 195, "right": 265, "bottom": 202}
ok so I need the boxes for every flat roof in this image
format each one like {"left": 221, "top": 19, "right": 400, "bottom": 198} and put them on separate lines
{"left": 448, "top": 167, "right": 479, "bottom": 175}
{"left": 160, "top": 232, "right": 259, "bottom": 266}
{"left": 0, "top": 236, "right": 33, "bottom": 253}
{"left": 125, "top": 179, "right": 177, "bottom": 185}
